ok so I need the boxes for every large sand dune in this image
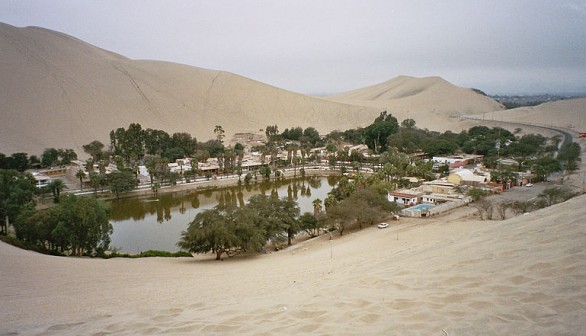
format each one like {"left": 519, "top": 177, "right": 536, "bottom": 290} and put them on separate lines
{"left": 1, "top": 194, "right": 585, "bottom": 335}
{"left": 1, "top": 23, "right": 504, "bottom": 157}
{"left": 0, "top": 23, "right": 380, "bottom": 156}
{"left": 326, "top": 75, "right": 505, "bottom": 132}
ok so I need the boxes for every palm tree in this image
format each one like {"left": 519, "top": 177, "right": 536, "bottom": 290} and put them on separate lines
{"left": 47, "top": 179, "right": 66, "bottom": 203}
{"left": 89, "top": 172, "right": 100, "bottom": 194}
{"left": 324, "top": 194, "right": 337, "bottom": 210}
{"left": 75, "top": 169, "right": 86, "bottom": 190}
{"left": 312, "top": 198, "right": 322, "bottom": 216}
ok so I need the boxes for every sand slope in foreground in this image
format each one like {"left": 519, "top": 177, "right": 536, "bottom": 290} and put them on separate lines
{"left": 1, "top": 193, "right": 585, "bottom": 335}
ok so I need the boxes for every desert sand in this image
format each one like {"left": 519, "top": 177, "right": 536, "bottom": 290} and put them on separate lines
{"left": 1, "top": 193, "right": 585, "bottom": 335}
{"left": 326, "top": 75, "right": 505, "bottom": 133}
{"left": 473, "top": 98, "right": 586, "bottom": 132}
{"left": 1, "top": 23, "right": 502, "bottom": 157}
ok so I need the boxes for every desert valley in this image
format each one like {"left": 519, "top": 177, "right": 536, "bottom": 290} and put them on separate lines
{"left": 1, "top": 22, "right": 586, "bottom": 336}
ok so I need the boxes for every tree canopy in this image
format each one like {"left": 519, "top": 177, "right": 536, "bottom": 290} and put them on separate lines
{"left": 178, "top": 193, "right": 301, "bottom": 260}
{"left": 365, "top": 111, "right": 399, "bottom": 153}
{"left": 14, "top": 195, "right": 112, "bottom": 256}
{"left": 107, "top": 170, "right": 138, "bottom": 198}
{"left": 0, "top": 169, "right": 37, "bottom": 235}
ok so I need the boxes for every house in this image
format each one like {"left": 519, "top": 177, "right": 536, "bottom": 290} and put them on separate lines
{"left": 198, "top": 159, "right": 220, "bottom": 175}
{"left": 388, "top": 191, "right": 421, "bottom": 205}
{"left": 37, "top": 166, "right": 67, "bottom": 177}
{"left": 447, "top": 168, "right": 490, "bottom": 186}
{"left": 421, "top": 181, "right": 457, "bottom": 194}
{"left": 240, "top": 158, "right": 265, "bottom": 171}
{"left": 31, "top": 172, "right": 51, "bottom": 188}
{"left": 432, "top": 154, "right": 484, "bottom": 168}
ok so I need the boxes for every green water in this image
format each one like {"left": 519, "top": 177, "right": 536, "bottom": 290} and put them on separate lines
{"left": 109, "top": 176, "right": 338, "bottom": 253}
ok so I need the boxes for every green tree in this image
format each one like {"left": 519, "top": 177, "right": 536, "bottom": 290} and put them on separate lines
{"left": 422, "top": 138, "right": 458, "bottom": 157}
{"left": 144, "top": 128, "right": 171, "bottom": 156}
{"left": 75, "top": 169, "right": 86, "bottom": 191}
{"left": 178, "top": 206, "right": 265, "bottom": 260}
{"left": 558, "top": 142, "right": 581, "bottom": 174}
{"left": 6, "top": 153, "right": 30, "bottom": 172}
{"left": 467, "top": 187, "right": 487, "bottom": 202}
{"left": 365, "top": 111, "right": 399, "bottom": 153}
{"left": 298, "top": 212, "right": 323, "bottom": 237}
{"left": 171, "top": 132, "right": 198, "bottom": 157}
{"left": 107, "top": 170, "right": 138, "bottom": 199}
{"left": 326, "top": 202, "right": 356, "bottom": 236}
{"left": 259, "top": 166, "right": 272, "bottom": 179}
{"left": 110, "top": 123, "right": 145, "bottom": 164}
{"left": 532, "top": 157, "right": 561, "bottom": 181}
{"left": 538, "top": 186, "right": 573, "bottom": 206}
{"left": 88, "top": 172, "right": 102, "bottom": 194}
{"left": 41, "top": 148, "right": 60, "bottom": 167}
{"left": 312, "top": 198, "right": 322, "bottom": 216}
{"left": 247, "top": 195, "right": 300, "bottom": 246}
{"left": 53, "top": 195, "right": 112, "bottom": 256}
{"left": 47, "top": 179, "right": 66, "bottom": 203}
{"left": 162, "top": 147, "right": 185, "bottom": 162}
{"left": 83, "top": 140, "right": 105, "bottom": 162}
{"left": 387, "top": 128, "right": 427, "bottom": 154}
{"left": 214, "top": 125, "right": 226, "bottom": 145}
{"left": 14, "top": 206, "right": 56, "bottom": 249}
{"left": 57, "top": 149, "right": 78, "bottom": 165}
{"left": 244, "top": 172, "right": 253, "bottom": 185}
{"left": 265, "top": 125, "right": 279, "bottom": 142}
{"left": 0, "top": 169, "right": 37, "bottom": 235}
{"left": 303, "top": 127, "right": 321, "bottom": 146}
{"left": 401, "top": 118, "right": 416, "bottom": 129}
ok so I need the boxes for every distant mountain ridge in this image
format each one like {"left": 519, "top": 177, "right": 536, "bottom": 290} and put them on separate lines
{"left": 1, "top": 22, "right": 502, "bottom": 156}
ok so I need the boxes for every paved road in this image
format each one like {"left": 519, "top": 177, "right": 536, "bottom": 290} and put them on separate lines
{"left": 486, "top": 181, "right": 558, "bottom": 204}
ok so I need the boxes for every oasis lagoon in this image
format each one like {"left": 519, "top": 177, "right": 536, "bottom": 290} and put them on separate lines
{"left": 109, "top": 176, "right": 338, "bottom": 253}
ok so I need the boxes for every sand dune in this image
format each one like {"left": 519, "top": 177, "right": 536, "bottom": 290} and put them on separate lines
{"left": 0, "top": 23, "right": 380, "bottom": 156}
{"left": 0, "top": 24, "right": 380, "bottom": 154}
{"left": 472, "top": 98, "right": 586, "bottom": 132}
{"left": 326, "top": 76, "right": 505, "bottom": 132}
{"left": 1, "top": 23, "right": 505, "bottom": 157}
{"left": 1, "top": 193, "right": 585, "bottom": 335}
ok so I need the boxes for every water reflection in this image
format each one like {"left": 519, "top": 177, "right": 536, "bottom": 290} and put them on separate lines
{"left": 109, "top": 177, "right": 334, "bottom": 253}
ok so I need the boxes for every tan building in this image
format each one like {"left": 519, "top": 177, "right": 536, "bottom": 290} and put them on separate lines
{"left": 447, "top": 168, "right": 490, "bottom": 186}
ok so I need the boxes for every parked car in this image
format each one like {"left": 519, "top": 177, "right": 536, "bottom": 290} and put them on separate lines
{"left": 525, "top": 183, "right": 533, "bottom": 187}
{"left": 377, "top": 222, "right": 389, "bottom": 229}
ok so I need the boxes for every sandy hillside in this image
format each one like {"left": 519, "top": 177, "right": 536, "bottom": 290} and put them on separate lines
{"left": 326, "top": 75, "right": 505, "bottom": 132}
{"left": 1, "top": 191, "right": 586, "bottom": 335}
{"left": 0, "top": 23, "right": 380, "bottom": 156}
{"left": 471, "top": 98, "right": 586, "bottom": 132}
{"left": 1, "top": 23, "right": 509, "bottom": 157}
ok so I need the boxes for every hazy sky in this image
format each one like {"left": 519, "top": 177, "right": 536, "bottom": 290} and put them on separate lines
{"left": 1, "top": 0, "right": 585, "bottom": 95}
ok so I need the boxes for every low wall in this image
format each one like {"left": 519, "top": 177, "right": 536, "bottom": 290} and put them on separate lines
{"left": 429, "top": 198, "right": 471, "bottom": 216}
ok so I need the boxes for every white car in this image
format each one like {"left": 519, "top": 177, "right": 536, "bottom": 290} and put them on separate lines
{"left": 525, "top": 183, "right": 533, "bottom": 187}
{"left": 377, "top": 222, "right": 389, "bottom": 229}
